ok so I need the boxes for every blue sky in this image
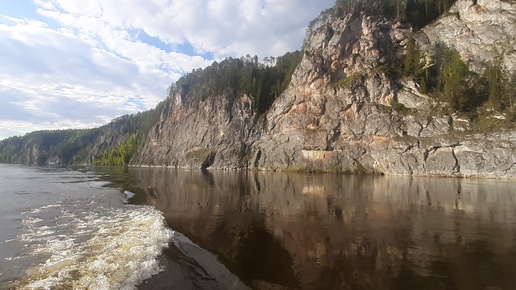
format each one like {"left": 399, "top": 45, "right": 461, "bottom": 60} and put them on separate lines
{"left": 0, "top": 0, "right": 334, "bottom": 140}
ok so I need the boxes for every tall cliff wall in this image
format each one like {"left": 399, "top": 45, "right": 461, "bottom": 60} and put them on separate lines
{"left": 134, "top": 1, "right": 516, "bottom": 178}
{"left": 134, "top": 88, "right": 261, "bottom": 169}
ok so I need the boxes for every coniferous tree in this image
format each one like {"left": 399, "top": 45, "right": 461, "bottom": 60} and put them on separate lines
{"left": 403, "top": 37, "right": 424, "bottom": 77}
{"left": 485, "top": 56, "right": 506, "bottom": 111}
{"left": 437, "top": 45, "right": 469, "bottom": 111}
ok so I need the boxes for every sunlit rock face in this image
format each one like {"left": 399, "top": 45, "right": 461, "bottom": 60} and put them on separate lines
{"left": 252, "top": 10, "right": 516, "bottom": 177}
{"left": 421, "top": 0, "right": 516, "bottom": 73}
{"left": 134, "top": 7, "right": 516, "bottom": 178}
{"left": 253, "top": 12, "right": 408, "bottom": 172}
{"left": 132, "top": 169, "right": 516, "bottom": 290}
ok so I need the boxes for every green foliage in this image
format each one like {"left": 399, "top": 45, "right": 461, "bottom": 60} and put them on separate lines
{"left": 403, "top": 43, "right": 484, "bottom": 113}
{"left": 93, "top": 133, "right": 139, "bottom": 166}
{"left": 402, "top": 37, "right": 435, "bottom": 93}
{"left": 484, "top": 55, "right": 512, "bottom": 111}
{"left": 401, "top": 40, "right": 515, "bottom": 116}
{"left": 331, "top": 0, "right": 457, "bottom": 28}
{"left": 89, "top": 104, "right": 164, "bottom": 166}
{"left": 0, "top": 100, "right": 164, "bottom": 165}
{"left": 437, "top": 45, "right": 470, "bottom": 111}
{"left": 403, "top": 38, "right": 423, "bottom": 77}
{"left": 173, "top": 51, "right": 302, "bottom": 115}
{"left": 333, "top": 72, "right": 365, "bottom": 89}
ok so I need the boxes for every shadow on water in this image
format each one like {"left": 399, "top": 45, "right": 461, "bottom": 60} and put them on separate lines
{"left": 105, "top": 167, "right": 516, "bottom": 290}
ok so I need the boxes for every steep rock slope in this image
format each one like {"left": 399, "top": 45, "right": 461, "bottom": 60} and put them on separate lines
{"left": 253, "top": 12, "right": 409, "bottom": 172}
{"left": 135, "top": 5, "right": 516, "bottom": 178}
{"left": 254, "top": 10, "right": 516, "bottom": 177}
{"left": 134, "top": 88, "right": 260, "bottom": 168}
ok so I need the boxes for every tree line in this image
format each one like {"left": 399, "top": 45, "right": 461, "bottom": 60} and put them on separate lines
{"left": 306, "top": 0, "right": 458, "bottom": 43}
{"left": 92, "top": 133, "right": 139, "bottom": 166}
{"left": 334, "top": 0, "right": 458, "bottom": 28}
{"left": 0, "top": 129, "right": 101, "bottom": 164}
{"left": 172, "top": 51, "right": 302, "bottom": 115}
{"left": 0, "top": 102, "right": 164, "bottom": 165}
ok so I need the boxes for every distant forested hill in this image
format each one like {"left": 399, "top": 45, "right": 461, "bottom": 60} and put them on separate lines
{"left": 0, "top": 103, "right": 163, "bottom": 165}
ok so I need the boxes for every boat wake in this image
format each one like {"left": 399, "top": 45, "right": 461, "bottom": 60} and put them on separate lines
{"left": 10, "top": 198, "right": 172, "bottom": 290}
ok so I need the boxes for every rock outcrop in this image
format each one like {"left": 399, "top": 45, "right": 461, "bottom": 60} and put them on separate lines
{"left": 134, "top": 3, "right": 516, "bottom": 178}
{"left": 421, "top": 0, "right": 516, "bottom": 72}
{"left": 134, "top": 89, "right": 261, "bottom": 169}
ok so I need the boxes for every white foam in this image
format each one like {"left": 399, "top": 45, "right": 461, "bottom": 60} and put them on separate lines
{"left": 124, "top": 191, "right": 136, "bottom": 199}
{"left": 13, "top": 203, "right": 173, "bottom": 290}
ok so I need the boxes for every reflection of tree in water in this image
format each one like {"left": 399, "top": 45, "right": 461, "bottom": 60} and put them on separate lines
{"left": 232, "top": 222, "right": 298, "bottom": 288}
{"left": 127, "top": 168, "right": 516, "bottom": 290}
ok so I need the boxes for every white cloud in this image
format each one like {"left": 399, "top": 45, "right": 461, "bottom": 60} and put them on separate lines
{"left": 0, "top": 0, "right": 334, "bottom": 139}
{"left": 35, "top": 0, "right": 335, "bottom": 57}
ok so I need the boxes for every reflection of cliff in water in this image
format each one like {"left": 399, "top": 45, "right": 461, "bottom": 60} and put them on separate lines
{"left": 131, "top": 168, "right": 516, "bottom": 290}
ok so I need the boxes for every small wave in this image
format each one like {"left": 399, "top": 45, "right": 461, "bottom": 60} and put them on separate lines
{"left": 12, "top": 202, "right": 173, "bottom": 290}
{"left": 27, "top": 204, "right": 62, "bottom": 214}
{"left": 0, "top": 238, "right": 16, "bottom": 245}
{"left": 4, "top": 256, "right": 25, "bottom": 261}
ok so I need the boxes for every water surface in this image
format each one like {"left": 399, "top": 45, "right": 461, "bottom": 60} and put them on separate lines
{"left": 2, "top": 165, "right": 516, "bottom": 290}
{"left": 126, "top": 168, "right": 516, "bottom": 290}
{"left": 0, "top": 165, "right": 171, "bottom": 289}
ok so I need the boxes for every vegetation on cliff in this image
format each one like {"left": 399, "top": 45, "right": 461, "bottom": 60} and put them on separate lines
{"left": 173, "top": 51, "right": 302, "bottom": 114}
{"left": 0, "top": 129, "right": 101, "bottom": 165}
{"left": 313, "top": 0, "right": 516, "bottom": 121}
{"left": 306, "top": 0, "right": 458, "bottom": 43}
{"left": 334, "top": 0, "right": 458, "bottom": 28}
{"left": 402, "top": 37, "right": 516, "bottom": 120}
{"left": 92, "top": 133, "right": 139, "bottom": 166}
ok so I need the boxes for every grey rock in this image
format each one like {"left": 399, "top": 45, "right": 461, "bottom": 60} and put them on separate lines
{"left": 422, "top": 0, "right": 516, "bottom": 72}
{"left": 133, "top": 10, "right": 516, "bottom": 179}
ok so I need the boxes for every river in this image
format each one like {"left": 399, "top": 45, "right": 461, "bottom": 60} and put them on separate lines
{"left": 1, "top": 165, "right": 516, "bottom": 289}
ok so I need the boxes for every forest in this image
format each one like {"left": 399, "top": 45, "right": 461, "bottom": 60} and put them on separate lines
{"left": 334, "top": 0, "right": 458, "bottom": 27}
{"left": 306, "top": 0, "right": 459, "bottom": 43}
{"left": 0, "top": 129, "right": 100, "bottom": 164}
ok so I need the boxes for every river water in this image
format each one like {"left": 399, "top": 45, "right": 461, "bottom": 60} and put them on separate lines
{"left": 1, "top": 165, "right": 516, "bottom": 289}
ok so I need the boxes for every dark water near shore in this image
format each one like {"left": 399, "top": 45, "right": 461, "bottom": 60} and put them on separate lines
{"left": 2, "top": 165, "right": 516, "bottom": 289}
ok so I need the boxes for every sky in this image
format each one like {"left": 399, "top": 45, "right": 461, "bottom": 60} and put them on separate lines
{"left": 0, "top": 0, "right": 334, "bottom": 140}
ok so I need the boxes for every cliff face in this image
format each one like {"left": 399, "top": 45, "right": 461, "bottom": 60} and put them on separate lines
{"left": 134, "top": 90, "right": 261, "bottom": 169}
{"left": 253, "top": 12, "right": 409, "bottom": 172}
{"left": 134, "top": 2, "right": 516, "bottom": 178}
{"left": 421, "top": 0, "right": 516, "bottom": 72}
{"left": 252, "top": 5, "right": 516, "bottom": 178}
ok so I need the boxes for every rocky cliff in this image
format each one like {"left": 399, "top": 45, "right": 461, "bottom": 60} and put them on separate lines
{"left": 133, "top": 0, "right": 516, "bottom": 178}
{"left": 421, "top": 0, "right": 516, "bottom": 72}
{"left": 134, "top": 89, "right": 261, "bottom": 168}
